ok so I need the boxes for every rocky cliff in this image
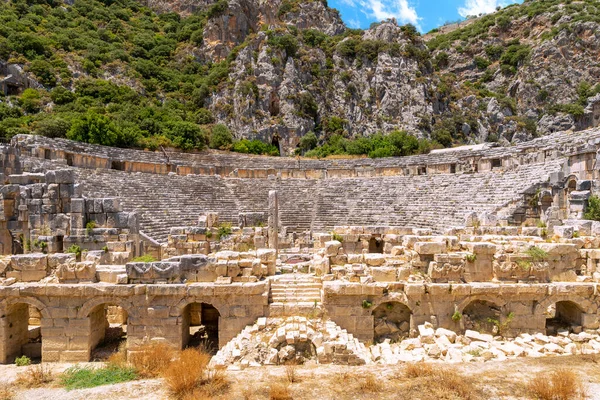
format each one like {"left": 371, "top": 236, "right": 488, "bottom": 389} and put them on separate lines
{"left": 1, "top": 0, "right": 599, "bottom": 155}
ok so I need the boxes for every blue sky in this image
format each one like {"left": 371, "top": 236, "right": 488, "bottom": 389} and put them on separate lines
{"left": 329, "top": 0, "right": 523, "bottom": 33}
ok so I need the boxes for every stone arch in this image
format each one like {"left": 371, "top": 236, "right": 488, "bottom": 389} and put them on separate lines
{"left": 535, "top": 297, "right": 592, "bottom": 335}
{"left": 372, "top": 301, "right": 412, "bottom": 343}
{"left": 0, "top": 299, "right": 47, "bottom": 363}
{"left": 459, "top": 297, "right": 506, "bottom": 334}
{"left": 179, "top": 300, "right": 222, "bottom": 353}
{"left": 86, "top": 300, "right": 131, "bottom": 361}
{"left": 565, "top": 175, "right": 578, "bottom": 194}
{"left": 1, "top": 297, "right": 51, "bottom": 320}
{"left": 267, "top": 319, "right": 319, "bottom": 364}
{"left": 78, "top": 296, "right": 134, "bottom": 319}
{"left": 456, "top": 296, "right": 507, "bottom": 314}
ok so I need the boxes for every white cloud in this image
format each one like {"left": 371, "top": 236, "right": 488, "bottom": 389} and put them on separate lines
{"left": 348, "top": 18, "right": 362, "bottom": 28}
{"left": 458, "top": 0, "right": 509, "bottom": 18}
{"left": 359, "top": 0, "right": 422, "bottom": 29}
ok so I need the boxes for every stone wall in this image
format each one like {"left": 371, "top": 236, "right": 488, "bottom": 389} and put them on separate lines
{"left": 0, "top": 282, "right": 268, "bottom": 363}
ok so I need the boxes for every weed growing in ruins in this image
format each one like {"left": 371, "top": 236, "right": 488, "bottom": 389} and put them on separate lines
{"left": 15, "top": 355, "right": 31, "bottom": 367}
{"left": 517, "top": 260, "right": 532, "bottom": 270}
{"left": 15, "top": 364, "right": 54, "bottom": 388}
{"left": 525, "top": 246, "right": 549, "bottom": 261}
{"left": 573, "top": 231, "right": 580, "bottom": 238}
{"left": 163, "top": 348, "right": 227, "bottom": 399}
{"left": 487, "top": 312, "right": 515, "bottom": 336}
{"left": 0, "top": 384, "right": 13, "bottom": 400}
{"left": 465, "top": 254, "right": 477, "bottom": 262}
{"left": 217, "top": 223, "right": 233, "bottom": 240}
{"left": 358, "top": 373, "right": 382, "bottom": 393}
{"left": 60, "top": 364, "right": 137, "bottom": 390}
{"left": 284, "top": 362, "right": 300, "bottom": 383}
{"left": 536, "top": 220, "right": 547, "bottom": 228}
{"left": 528, "top": 368, "right": 585, "bottom": 400}
{"left": 206, "top": 230, "right": 213, "bottom": 239}
{"left": 331, "top": 232, "right": 344, "bottom": 242}
{"left": 85, "top": 220, "right": 96, "bottom": 235}
{"left": 130, "top": 342, "right": 175, "bottom": 378}
{"left": 452, "top": 311, "right": 462, "bottom": 322}
{"left": 131, "top": 254, "right": 157, "bottom": 263}
{"left": 584, "top": 195, "right": 600, "bottom": 221}
{"left": 269, "top": 382, "right": 293, "bottom": 400}
{"left": 362, "top": 300, "right": 373, "bottom": 309}
{"left": 66, "top": 244, "right": 82, "bottom": 258}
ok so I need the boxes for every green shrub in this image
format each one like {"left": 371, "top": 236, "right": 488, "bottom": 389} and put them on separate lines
{"left": 66, "top": 244, "right": 82, "bottom": 258}
{"left": 584, "top": 195, "right": 600, "bottom": 221}
{"left": 299, "top": 131, "right": 318, "bottom": 152}
{"left": 60, "top": 365, "right": 137, "bottom": 390}
{"left": 209, "top": 124, "right": 233, "bottom": 150}
{"left": 474, "top": 56, "right": 490, "bottom": 70}
{"left": 85, "top": 220, "right": 96, "bottom": 235}
{"left": 451, "top": 311, "right": 462, "bottom": 322}
{"left": 525, "top": 246, "right": 549, "bottom": 261}
{"left": 362, "top": 300, "right": 373, "bottom": 309}
{"left": 217, "top": 223, "right": 232, "bottom": 240}
{"left": 15, "top": 355, "right": 31, "bottom": 367}
{"left": 132, "top": 254, "right": 157, "bottom": 262}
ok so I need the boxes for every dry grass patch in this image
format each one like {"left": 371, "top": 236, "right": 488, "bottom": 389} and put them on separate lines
{"left": 15, "top": 363, "right": 54, "bottom": 388}
{"left": 528, "top": 368, "right": 586, "bottom": 400}
{"left": 164, "top": 348, "right": 228, "bottom": 399}
{"left": 357, "top": 373, "right": 382, "bottom": 393}
{"left": 0, "top": 384, "right": 14, "bottom": 400}
{"left": 396, "top": 363, "right": 481, "bottom": 399}
{"left": 269, "top": 382, "right": 293, "bottom": 400}
{"left": 284, "top": 363, "right": 300, "bottom": 384}
{"left": 130, "top": 342, "right": 175, "bottom": 378}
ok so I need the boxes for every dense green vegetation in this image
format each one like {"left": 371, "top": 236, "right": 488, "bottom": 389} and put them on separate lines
{"left": 303, "top": 130, "right": 437, "bottom": 159}
{"left": 0, "top": 0, "right": 229, "bottom": 150}
{"left": 60, "top": 365, "right": 137, "bottom": 390}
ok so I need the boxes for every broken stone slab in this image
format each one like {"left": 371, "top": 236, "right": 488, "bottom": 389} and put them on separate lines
{"left": 465, "top": 330, "right": 493, "bottom": 343}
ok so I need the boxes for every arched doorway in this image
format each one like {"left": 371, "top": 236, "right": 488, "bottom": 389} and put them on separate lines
{"left": 2, "top": 303, "right": 43, "bottom": 363}
{"left": 462, "top": 300, "right": 501, "bottom": 334}
{"left": 88, "top": 304, "right": 128, "bottom": 361}
{"left": 182, "top": 303, "right": 220, "bottom": 354}
{"left": 545, "top": 301, "right": 583, "bottom": 335}
{"left": 368, "top": 237, "right": 384, "bottom": 253}
{"left": 372, "top": 302, "right": 411, "bottom": 343}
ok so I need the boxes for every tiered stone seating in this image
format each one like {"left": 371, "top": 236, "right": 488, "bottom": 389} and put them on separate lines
{"left": 72, "top": 160, "right": 563, "bottom": 242}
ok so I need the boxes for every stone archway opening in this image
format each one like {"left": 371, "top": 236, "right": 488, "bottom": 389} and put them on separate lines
{"left": 182, "top": 303, "right": 220, "bottom": 354}
{"left": 372, "top": 301, "right": 411, "bottom": 343}
{"left": 89, "top": 304, "right": 128, "bottom": 361}
{"left": 545, "top": 301, "right": 583, "bottom": 335}
{"left": 462, "top": 300, "right": 501, "bottom": 335}
{"left": 368, "top": 237, "right": 384, "bottom": 253}
{"left": 2, "top": 303, "right": 43, "bottom": 363}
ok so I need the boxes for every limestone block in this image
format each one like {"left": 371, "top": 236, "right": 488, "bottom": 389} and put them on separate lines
{"left": 46, "top": 169, "right": 75, "bottom": 184}
{"left": 465, "top": 330, "right": 493, "bottom": 343}
{"left": 257, "top": 249, "right": 276, "bottom": 263}
{"left": 47, "top": 253, "right": 76, "bottom": 269}
{"left": 313, "top": 255, "right": 330, "bottom": 276}
{"left": 553, "top": 226, "right": 574, "bottom": 239}
{"left": 126, "top": 262, "right": 181, "bottom": 282}
{"left": 370, "top": 267, "right": 397, "bottom": 282}
{"left": 11, "top": 253, "right": 47, "bottom": 271}
{"left": 84, "top": 250, "right": 108, "bottom": 265}
{"left": 324, "top": 241, "right": 342, "bottom": 257}
{"left": 364, "top": 254, "right": 386, "bottom": 266}
{"left": 428, "top": 261, "right": 464, "bottom": 282}
{"left": 463, "top": 242, "right": 497, "bottom": 255}
{"left": 414, "top": 242, "right": 446, "bottom": 255}
{"left": 330, "top": 254, "right": 348, "bottom": 266}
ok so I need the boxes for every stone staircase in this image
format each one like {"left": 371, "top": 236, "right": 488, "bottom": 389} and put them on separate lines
{"left": 268, "top": 274, "right": 323, "bottom": 317}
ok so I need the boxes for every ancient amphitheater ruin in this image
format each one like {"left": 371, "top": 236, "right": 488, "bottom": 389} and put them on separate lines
{"left": 2, "top": 130, "right": 600, "bottom": 366}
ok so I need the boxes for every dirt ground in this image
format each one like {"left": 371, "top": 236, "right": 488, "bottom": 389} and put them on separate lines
{"left": 2, "top": 355, "right": 600, "bottom": 400}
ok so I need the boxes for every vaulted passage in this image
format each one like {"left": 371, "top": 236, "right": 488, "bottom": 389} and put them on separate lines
{"left": 372, "top": 302, "right": 411, "bottom": 343}
{"left": 545, "top": 301, "right": 583, "bottom": 335}
{"left": 182, "top": 303, "right": 220, "bottom": 354}
{"left": 1, "top": 304, "right": 42, "bottom": 363}
{"left": 462, "top": 300, "right": 501, "bottom": 334}
{"left": 89, "top": 304, "right": 128, "bottom": 361}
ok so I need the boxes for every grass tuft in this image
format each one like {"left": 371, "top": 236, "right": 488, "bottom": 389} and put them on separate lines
{"left": 129, "top": 342, "right": 175, "bottom": 378}
{"left": 60, "top": 364, "right": 137, "bottom": 390}
{"left": 15, "top": 364, "right": 54, "bottom": 388}
{"left": 269, "top": 382, "right": 293, "bottom": 400}
{"left": 528, "top": 368, "right": 585, "bottom": 400}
